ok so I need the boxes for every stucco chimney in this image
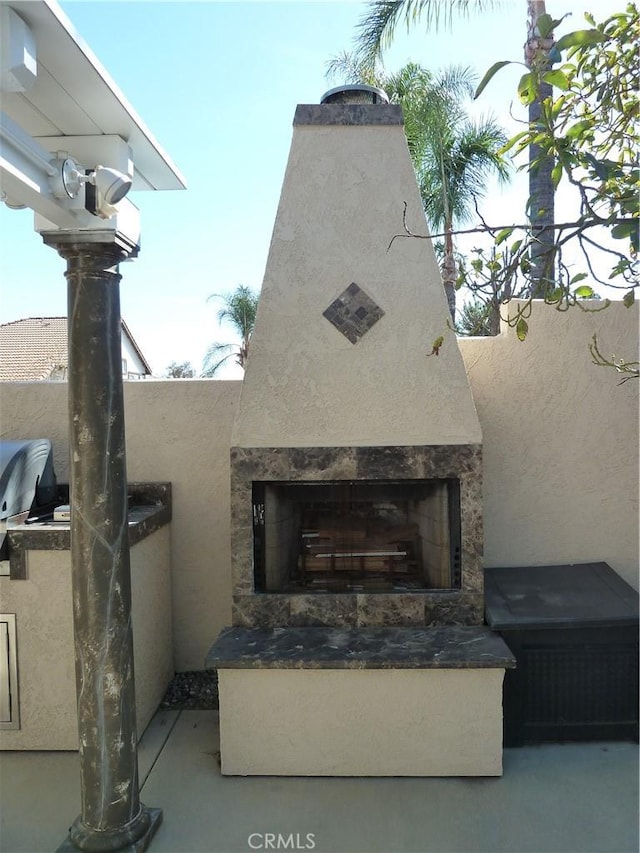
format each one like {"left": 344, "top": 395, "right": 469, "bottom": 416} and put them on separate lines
{"left": 232, "top": 97, "right": 481, "bottom": 449}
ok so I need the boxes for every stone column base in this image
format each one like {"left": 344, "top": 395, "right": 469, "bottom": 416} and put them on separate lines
{"left": 57, "top": 806, "right": 162, "bottom": 853}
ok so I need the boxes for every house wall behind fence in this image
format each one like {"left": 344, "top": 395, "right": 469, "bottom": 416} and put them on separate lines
{"left": 1, "top": 302, "right": 637, "bottom": 671}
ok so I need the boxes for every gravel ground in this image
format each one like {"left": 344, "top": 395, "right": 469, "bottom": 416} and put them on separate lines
{"left": 159, "top": 670, "right": 219, "bottom": 710}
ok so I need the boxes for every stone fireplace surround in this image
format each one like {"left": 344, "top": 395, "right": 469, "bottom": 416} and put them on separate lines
{"left": 231, "top": 443, "right": 483, "bottom": 629}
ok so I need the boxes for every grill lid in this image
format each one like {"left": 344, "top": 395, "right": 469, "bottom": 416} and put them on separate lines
{"left": 0, "top": 439, "right": 56, "bottom": 521}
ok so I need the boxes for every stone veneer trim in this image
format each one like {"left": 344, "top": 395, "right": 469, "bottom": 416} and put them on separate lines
{"left": 230, "top": 445, "right": 483, "bottom": 628}
{"left": 293, "top": 104, "right": 404, "bottom": 126}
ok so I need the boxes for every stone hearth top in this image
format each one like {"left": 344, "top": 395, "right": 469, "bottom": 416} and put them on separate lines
{"left": 206, "top": 626, "right": 515, "bottom": 670}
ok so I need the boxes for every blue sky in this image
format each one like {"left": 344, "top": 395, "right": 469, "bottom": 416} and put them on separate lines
{"left": 0, "top": 0, "right": 620, "bottom": 377}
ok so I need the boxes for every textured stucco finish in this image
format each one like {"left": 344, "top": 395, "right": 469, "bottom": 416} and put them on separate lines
{"left": 217, "top": 668, "right": 506, "bottom": 776}
{"left": 459, "top": 301, "right": 639, "bottom": 587}
{"left": 0, "top": 301, "right": 637, "bottom": 670}
{"left": 0, "top": 379, "right": 239, "bottom": 671}
{"left": 0, "top": 527, "right": 172, "bottom": 750}
{"left": 233, "top": 122, "right": 481, "bottom": 448}
{"left": 122, "top": 381, "right": 238, "bottom": 671}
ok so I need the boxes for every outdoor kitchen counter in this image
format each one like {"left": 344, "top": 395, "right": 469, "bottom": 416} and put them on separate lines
{"left": 1, "top": 481, "right": 174, "bottom": 749}
{"left": 5, "top": 482, "right": 171, "bottom": 580}
{"left": 206, "top": 625, "right": 516, "bottom": 670}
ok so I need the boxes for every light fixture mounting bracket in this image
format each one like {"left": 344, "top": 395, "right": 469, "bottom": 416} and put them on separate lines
{"left": 50, "top": 157, "right": 83, "bottom": 199}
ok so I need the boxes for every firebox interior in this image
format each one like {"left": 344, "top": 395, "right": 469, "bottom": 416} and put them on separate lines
{"left": 252, "top": 480, "right": 461, "bottom": 593}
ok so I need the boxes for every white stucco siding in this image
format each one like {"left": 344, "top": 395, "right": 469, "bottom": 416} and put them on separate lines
{"left": 121, "top": 332, "right": 148, "bottom": 377}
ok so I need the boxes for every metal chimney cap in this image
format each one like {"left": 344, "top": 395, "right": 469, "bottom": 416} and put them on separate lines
{"left": 320, "top": 84, "right": 390, "bottom": 105}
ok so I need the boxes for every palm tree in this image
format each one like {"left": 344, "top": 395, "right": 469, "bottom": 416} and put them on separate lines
{"left": 413, "top": 67, "right": 509, "bottom": 318}
{"left": 328, "top": 57, "right": 509, "bottom": 319}
{"left": 354, "top": 0, "right": 556, "bottom": 297}
{"left": 201, "top": 285, "right": 259, "bottom": 377}
{"left": 524, "top": 0, "right": 556, "bottom": 295}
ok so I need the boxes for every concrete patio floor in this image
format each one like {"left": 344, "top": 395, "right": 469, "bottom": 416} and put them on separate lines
{"left": 1, "top": 709, "right": 638, "bottom": 853}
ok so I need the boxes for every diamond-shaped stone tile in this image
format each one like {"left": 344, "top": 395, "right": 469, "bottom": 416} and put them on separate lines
{"left": 323, "top": 282, "right": 384, "bottom": 344}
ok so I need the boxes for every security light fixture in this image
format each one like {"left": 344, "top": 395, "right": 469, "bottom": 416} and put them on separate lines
{"left": 91, "top": 165, "right": 132, "bottom": 205}
{"left": 49, "top": 156, "right": 132, "bottom": 217}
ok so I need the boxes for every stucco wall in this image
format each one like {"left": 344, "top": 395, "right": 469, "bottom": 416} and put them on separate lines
{"left": 218, "top": 668, "right": 506, "bottom": 776}
{"left": 1, "top": 302, "right": 637, "bottom": 673}
{"left": 0, "top": 526, "right": 172, "bottom": 749}
{"left": 459, "top": 300, "right": 638, "bottom": 587}
{"left": 0, "top": 379, "right": 239, "bottom": 671}
{"left": 122, "top": 380, "right": 238, "bottom": 670}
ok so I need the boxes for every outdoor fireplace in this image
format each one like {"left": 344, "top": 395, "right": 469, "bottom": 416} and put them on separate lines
{"left": 207, "top": 90, "right": 515, "bottom": 779}
{"left": 228, "top": 91, "right": 485, "bottom": 630}
{"left": 253, "top": 478, "right": 461, "bottom": 593}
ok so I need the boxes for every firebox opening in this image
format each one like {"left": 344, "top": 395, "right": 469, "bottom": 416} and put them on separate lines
{"left": 252, "top": 479, "right": 461, "bottom": 594}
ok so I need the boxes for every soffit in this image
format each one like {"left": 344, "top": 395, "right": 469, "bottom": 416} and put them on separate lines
{"left": 2, "top": 0, "right": 186, "bottom": 191}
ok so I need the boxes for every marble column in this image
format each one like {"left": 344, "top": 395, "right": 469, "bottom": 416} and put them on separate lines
{"left": 42, "top": 231, "right": 162, "bottom": 853}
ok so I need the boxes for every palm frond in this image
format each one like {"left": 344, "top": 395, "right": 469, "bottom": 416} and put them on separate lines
{"left": 458, "top": 116, "right": 511, "bottom": 183}
{"left": 201, "top": 342, "right": 237, "bottom": 378}
{"left": 355, "top": 1, "right": 412, "bottom": 64}
{"left": 204, "top": 284, "right": 260, "bottom": 376}
{"left": 355, "top": 1, "right": 501, "bottom": 63}
{"left": 433, "top": 65, "right": 476, "bottom": 104}
{"left": 208, "top": 285, "right": 259, "bottom": 339}
{"left": 325, "top": 51, "right": 379, "bottom": 85}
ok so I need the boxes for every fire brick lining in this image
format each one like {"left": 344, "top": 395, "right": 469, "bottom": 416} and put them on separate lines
{"left": 323, "top": 282, "right": 385, "bottom": 344}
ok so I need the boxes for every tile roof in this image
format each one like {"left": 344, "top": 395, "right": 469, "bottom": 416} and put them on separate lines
{"left": 0, "top": 317, "right": 152, "bottom": 381}
{"left": 0, "top": 317, "right": 69, "bottom": 381}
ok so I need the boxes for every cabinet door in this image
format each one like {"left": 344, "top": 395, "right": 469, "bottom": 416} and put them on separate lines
{"left": 0, "top": 615, "right": 19, "bottom": 729}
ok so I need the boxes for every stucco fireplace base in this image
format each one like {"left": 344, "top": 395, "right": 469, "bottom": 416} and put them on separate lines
{"left": 206, "top": 626, "right": 515, "bottom": 777}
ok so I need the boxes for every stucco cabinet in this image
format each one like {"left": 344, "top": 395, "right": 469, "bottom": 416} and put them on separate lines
{"left": 0, "top": 485, "right": 173, "bottom": 750}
